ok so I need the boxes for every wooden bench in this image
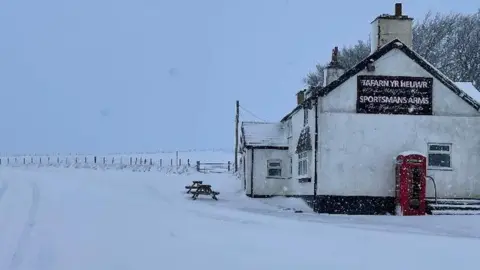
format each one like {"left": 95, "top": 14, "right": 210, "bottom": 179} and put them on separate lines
{"left": 185, "top": 181, "right": 203, "bottom": 194}
{"left": 191, "top": 184, "right": 220, "bottom": 200}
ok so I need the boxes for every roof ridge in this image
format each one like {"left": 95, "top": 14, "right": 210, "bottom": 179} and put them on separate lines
{"left": 242, "top": 121, "right": 281, "bottom": 125}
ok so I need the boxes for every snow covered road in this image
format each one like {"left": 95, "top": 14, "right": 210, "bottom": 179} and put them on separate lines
{"left": 0, "top": 167, "right": 478, "bottom": 270}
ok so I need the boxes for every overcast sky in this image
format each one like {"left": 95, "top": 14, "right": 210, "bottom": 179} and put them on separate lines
{"left": 0, "top": 0, "right": 477, "bottom": 155}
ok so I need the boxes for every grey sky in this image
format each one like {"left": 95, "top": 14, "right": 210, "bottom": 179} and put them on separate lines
{"left": 0, "top": 0, "right": 477, "bottom": 154}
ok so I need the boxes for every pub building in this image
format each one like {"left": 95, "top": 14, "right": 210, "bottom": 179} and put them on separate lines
{"left": 238, "top": 3, "right": 480, "bottom": 215}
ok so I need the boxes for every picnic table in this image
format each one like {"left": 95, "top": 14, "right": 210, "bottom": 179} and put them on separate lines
{"left": 185, "top": 181, "right": 203, "bottom": 194}
{"left": 191, "top": 184, "right": 220, "bottom": 200}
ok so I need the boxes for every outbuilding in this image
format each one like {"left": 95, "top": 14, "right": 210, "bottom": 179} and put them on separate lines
{"left": 239, "top": 3, "right": 480, "bottom": 215}
{"left": 239, "top": 122, "right": 289, "bottom": 197}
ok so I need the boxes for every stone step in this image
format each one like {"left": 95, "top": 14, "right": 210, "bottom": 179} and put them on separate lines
{"left": 431, "top": 209, "right": 480, "bottom": 215}
{"left": 426, "top": 198, "right": 480, "bottom": 205}
{"left": 429, "top": 204, "right": 480, "bottom": 211}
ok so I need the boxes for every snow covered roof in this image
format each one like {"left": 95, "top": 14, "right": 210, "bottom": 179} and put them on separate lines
{"left": 454, "top": 82, "right": 480, "bottom": 104}
{"left": 241, "top": 121, "right": 287, "bottom": 148}
{"left": 282, "top": 39, "right": 480, "bottom": 122}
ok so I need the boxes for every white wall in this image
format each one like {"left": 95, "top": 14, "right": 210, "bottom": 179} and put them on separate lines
{"left": 238, "top": 152, "right": 247, "bottom": 191}
{"left": 316, "top": 47, "right": 480, "bottom": 199}
{"left": 286, "top": 107, "right": 316, "bottom": 195}
{"left": 321, "top": 48, "right": 480, "bottom": 117}
{"left": 244, "top": 148, "right": 290, "bottom": 196}
{"left": 244, "top": 149, "right": 252, "bottom": 195}
{"left": 317, "top": 113, "right": 480, "bottom": 198}
{"left": 371, "top": 18, "right": 413, "bottom": 52}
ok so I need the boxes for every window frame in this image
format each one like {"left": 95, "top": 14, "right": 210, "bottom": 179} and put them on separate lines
{"left": 303, "top": 108, "right": 308, "bottom": 126}
{"left": 297, "top": 151, "right": 309, "bottom": 177}
{"left": 267, "top": 159, "right": 283, "bottom": 178}
{"left": 427, "top": 143, "right": 452, "bottom": 170}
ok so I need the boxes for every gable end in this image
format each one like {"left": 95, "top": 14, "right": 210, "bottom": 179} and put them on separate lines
{"left": 308, "top": 39, "right": 480, "bottom": 112}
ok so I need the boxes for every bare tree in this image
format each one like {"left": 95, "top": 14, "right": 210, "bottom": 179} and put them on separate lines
{"left": 304, "top": 40, "right": 370, "bottom": 88}
{"left": 304, "top": 64, "right": 325, "bottom": 88}
{"left": 304, "top": 10, "right": 480, "bottom": 89}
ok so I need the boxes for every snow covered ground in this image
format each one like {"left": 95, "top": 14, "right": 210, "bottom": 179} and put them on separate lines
{"left": 0, "top": 167, "right": 478, "bottom": 270}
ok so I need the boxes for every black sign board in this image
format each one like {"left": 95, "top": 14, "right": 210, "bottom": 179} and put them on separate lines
{"left": 356, "top": 75, "right": 433, "bottom": 115}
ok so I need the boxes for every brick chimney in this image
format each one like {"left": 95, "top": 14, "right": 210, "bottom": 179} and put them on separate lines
{"left": 323, "top": 46, "right": 345, "bottom": 86}
{"left": 370, "top": 3, "right": 413, "bottom": 53}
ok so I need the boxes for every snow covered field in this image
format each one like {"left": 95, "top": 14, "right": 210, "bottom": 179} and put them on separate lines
{"left": 0, "top": 167, "right": 479, "bottom": 270}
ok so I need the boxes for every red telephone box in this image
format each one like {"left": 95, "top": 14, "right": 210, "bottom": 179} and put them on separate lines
{"left": 394, "top": 152, "right": 427, "bottom": 216}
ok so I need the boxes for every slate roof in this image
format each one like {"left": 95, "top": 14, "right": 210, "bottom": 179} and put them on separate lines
{"left": 241, "top": 121, "right": 287, "bottom": 148}
{"left": 281, "top": 39, "right": 480, "bottom": 122}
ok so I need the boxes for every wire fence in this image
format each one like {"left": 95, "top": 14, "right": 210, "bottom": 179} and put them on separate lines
{"left": 0, "top": 155, "right": 232, "bottom": 174}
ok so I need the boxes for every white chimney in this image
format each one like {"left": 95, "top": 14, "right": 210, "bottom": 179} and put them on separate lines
{"left": 370, "top": 3, "right": 413, "bottom": 53}
{"left": 323, "top": 46, "right": 344, "bottom": 87}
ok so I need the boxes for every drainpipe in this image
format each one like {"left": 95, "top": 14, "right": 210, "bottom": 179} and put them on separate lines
{"left": 313, "top": 98, "right": 319, "bottom": 199}
{"left": 250, "top": 148, "right": 255, "bottom": 197}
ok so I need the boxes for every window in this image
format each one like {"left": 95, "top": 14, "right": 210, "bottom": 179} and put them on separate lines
{"left": 289, "top": 156, "right": 293, "bottom": 176}
{"left": 287, "top": 121, "right": 293, "bottom": 138}
{"left": 298, "top": 151, "right": 309, "bottom": 176}
{"left": 267, "top": 159, "right": 282, "bottom": 177}
{"left": 428, "top": 143, "right": 452, "bottom": 169}
{"left": 303, "top": 108, "right": 308, "bottom": 126}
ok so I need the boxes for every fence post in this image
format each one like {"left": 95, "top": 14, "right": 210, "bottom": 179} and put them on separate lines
{"left": 94, "top": 156, "right": 97, "bottom": 164}
{"left": 149, "top": 158, "right": 153, "bottom": 166}
{"left": 170, "top": 159, "right": 173, "bottom": 166}
{"left": 31, "top": 157, "right": 33, "bottom": 164}
{"left": 23, "top": 157, "right": 26, "bottom": 165}
{"left": 176, "top": 151, "right": 179, "bottom": 167}
{"left": 187, "top": 159, "right": 190, "bottom": 166}
{"left": 228, "top": 161, "right": 231, "bottom": 171}
{"left": 196, "top": 161, "right": 200, "bottom": 172}
{"left": 130, "top": 157, "right": 133, "bottom": 165}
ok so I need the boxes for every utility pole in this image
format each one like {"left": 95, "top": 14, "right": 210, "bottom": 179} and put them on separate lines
{"left": 234, "top": 100, "right": 240, "bottom": 172}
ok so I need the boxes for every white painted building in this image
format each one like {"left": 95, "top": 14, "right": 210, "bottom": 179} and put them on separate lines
{"left": 239, "top": 3, "right": 480, "bottom": 214}
{"left": 239, "top": 122, "right": 289, "bottom": 196}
